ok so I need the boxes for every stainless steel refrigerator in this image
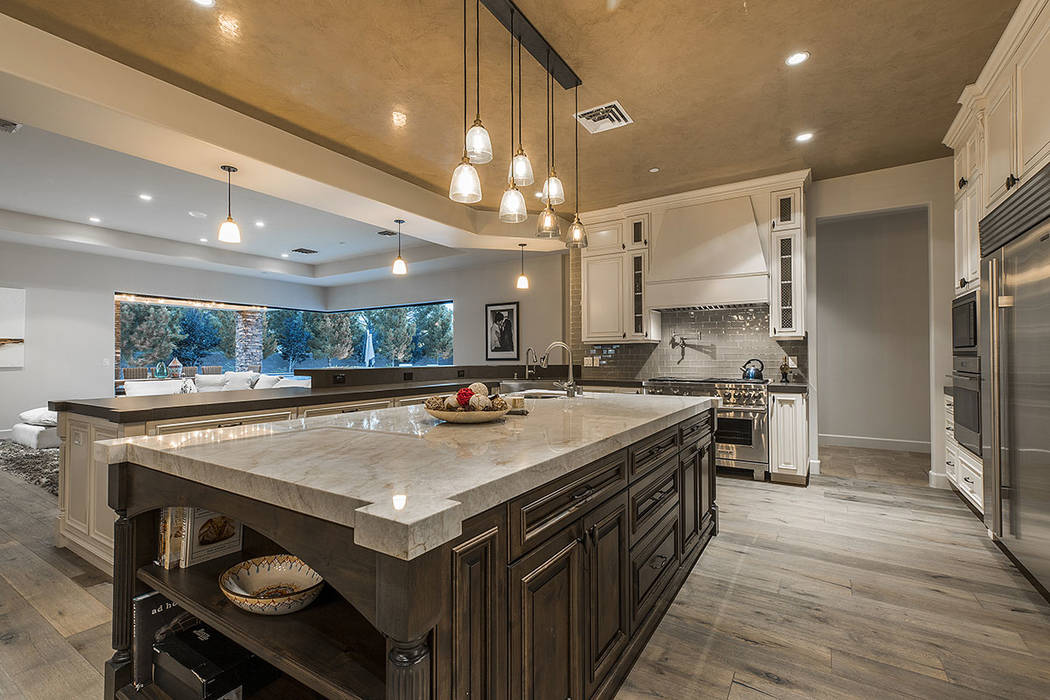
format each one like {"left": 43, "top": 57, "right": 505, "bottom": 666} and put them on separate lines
{"left": 981, "top": 169, "right": 1050, "bottom": 595}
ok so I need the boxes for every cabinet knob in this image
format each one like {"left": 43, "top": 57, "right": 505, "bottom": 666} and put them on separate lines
{"left": 958, "top": 177, "right": 968, "bottom": 190}
{"left": 1006, "top": 174, "right": 1019, "bottom": 190}
{"left": 959, "top": 277, "right": 967, "bottom": 289}
{"left": 771, "top": 220, "right": 776, "bottom": 229}
{"left": 621, "top": 243, "right": 626, "bottom": 250}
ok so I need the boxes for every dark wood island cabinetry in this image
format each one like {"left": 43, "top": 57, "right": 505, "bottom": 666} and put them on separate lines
{"left": 100, "top": 396, "right": 716, "bottom": 699}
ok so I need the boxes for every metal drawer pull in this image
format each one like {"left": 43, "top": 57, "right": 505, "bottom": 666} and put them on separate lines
{"left": 645, "top": 487, "right": 675, "bottom": 509}
{"left": 963, "top": 476, "right": 974, "bottom": 484}
{"left": 217, "top": 421, "right": 244, "bottom": 428}
{"left": 648, "top": 554, "right": 669, "bottom": 570}
{"left": 570, "top": 486, "right": 596, "bottom": 502}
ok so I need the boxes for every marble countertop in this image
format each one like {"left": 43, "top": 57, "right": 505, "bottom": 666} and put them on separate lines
{"left": 96, "top": 393, "right": 714, "bottom": 560}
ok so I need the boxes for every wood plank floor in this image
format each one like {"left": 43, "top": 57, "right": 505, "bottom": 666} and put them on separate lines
{"left": 818, "top": 445, "right": 931, "bottom": 487}
{"left": 617, "top": 473, "right": 1050, "bottom": 699}
{"left": 3, "top": 454, "right": 1049, "bottom": 699}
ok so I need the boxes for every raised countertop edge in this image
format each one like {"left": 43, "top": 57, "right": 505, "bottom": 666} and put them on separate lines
{"left": 768, "top": 383, "right": 809, "bottom": 394}
{"left": 95, "top": 395, "right": 715, "bottom": 560}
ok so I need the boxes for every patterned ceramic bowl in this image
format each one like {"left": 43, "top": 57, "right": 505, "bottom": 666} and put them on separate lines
{"left": 219, "top": 554, "right": 324, "bottom": 616}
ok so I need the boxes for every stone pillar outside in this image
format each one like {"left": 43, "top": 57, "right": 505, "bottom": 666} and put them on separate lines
{"left": 235, "top": 310, "right": 264, "bottom": 371}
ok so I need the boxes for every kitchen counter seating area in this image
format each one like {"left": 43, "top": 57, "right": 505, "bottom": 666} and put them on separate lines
{"left": 95, "top": 393, "right": 717, "bottom": 699}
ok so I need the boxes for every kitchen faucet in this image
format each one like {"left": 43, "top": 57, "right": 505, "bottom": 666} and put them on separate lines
{"left": 524, "top": 347, "right": 539, "bottom": 380}
{"left": 540, "top": 341, "right": 582, "bottom": 397}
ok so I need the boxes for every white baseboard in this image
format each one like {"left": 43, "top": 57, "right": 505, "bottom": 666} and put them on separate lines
{"left": 0, "top": 428, "right": 11, "bottom": 438}
{"left": 808, "top": 458, "right": 821, "bottom": 476}
{"left": 819, "top": 433, "right": 931, "bottom": 453}
{"left": 928, "top": 470, "right": 949, "bottom": 489}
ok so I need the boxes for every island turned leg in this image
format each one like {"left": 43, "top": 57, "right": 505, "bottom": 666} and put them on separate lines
{"left": 387, "top": 634, "right": 431, "bottom": 698}
{"left": 105, "top": 509, "right": 133, "bottom": 698}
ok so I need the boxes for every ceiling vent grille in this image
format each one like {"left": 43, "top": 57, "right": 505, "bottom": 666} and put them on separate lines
{"left": 658, "top": 303, "right": 770, "bottom": 312}
{"left": 0, "top": 118, "right": 23, "bottom": 134}
{"left": 290, "top": 247, "right": 318, "bottom": 255}
{"left": 575, "top": 101, "right": 633, "bottom": 134}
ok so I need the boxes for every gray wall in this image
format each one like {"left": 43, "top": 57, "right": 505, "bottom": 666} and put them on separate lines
{"left": 325, "top": 252, "right": 567, "bottom": 366}
{"left": 0, "top": 240, "right": 325, "bottom": 433}
{"left": 816, "top": 208, "right": 931, "bottom": 451}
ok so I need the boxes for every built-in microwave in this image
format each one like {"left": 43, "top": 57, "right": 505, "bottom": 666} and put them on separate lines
{"left": 952, "top": 290, "right": 978, "bottom": 354}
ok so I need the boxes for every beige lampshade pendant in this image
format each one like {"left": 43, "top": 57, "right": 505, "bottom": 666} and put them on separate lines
{"left": 516, "top": 243, "right": 529, "bottom": 289}
{"left": 391, "top": 218, "right": 408, "bottom": 275}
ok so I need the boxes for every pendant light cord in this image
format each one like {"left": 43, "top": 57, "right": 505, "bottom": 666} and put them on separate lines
{"left": 509, "top": 11, "right": 514, "bottom": 167}
{"left": 520, "top": 244, "right": 525, "bottom": 274}
{"left": 517, "top": 32, "right": 523, "bottom": 149}
{"left": 226, "top": 168, "right": 232, "bottom": 218}
{"left": 397, "top": 220, "right": 402, "bottom": 258}
{"left": 550, "top": 63, "right": 555, "bottom": 175}
{"left": 575, "top": 85, "right": 579, "bottom": 213}
{"left": 475, "top": 0, "right": 480, "bottom": 121}
{"left": 462, "top": 0, "right": 467, "bottom": 149}
{"left": 545, "top": 50, "right": 551, "bottom": 204}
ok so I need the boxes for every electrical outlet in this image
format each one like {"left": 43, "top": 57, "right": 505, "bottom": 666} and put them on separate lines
{"left": 457, "top": 369, "right": 466, "bottom": 378}
{"left": 787, "top": 356, "right": 798, "bottom": 369}
{"left": 403, "top": 371, "right": 414, "bottom": 381}
{"left": 333, "top": 374, "right": 347, "bottom": 385}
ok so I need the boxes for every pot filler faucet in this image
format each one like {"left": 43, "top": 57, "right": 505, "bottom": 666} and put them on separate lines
{"left": 540, "top": 341, "right": 582, "bottom": 397}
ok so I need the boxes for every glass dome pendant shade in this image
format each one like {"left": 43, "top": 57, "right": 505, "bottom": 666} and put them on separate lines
{"left": 499, "top": 183, "right": 528, "bottom": 223}
{"left": 510, "top": 149, "right": 534, "bottom": 186}
{"left": 536, "top": 203, "right": 561, "bottom": 239}
{"left": 449, "top": 155, "right": 483, "bottom": 203}
{"left": 566, "top": 215, "right": 588, "bottom": 249}
{"left": 465, "top": 119, "right": 493, "bottom": 164}
{"left": 542, "top": 172, "right": 566, "bottom": 206}
{"left": 218, "top": 216, "right": 241, "bottom": 243}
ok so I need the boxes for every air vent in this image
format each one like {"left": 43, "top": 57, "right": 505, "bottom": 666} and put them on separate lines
{"left": 0, "top": 118, "right": 23, "bottom": 134}
{"left": 290, "top": 247, "right": 318, "bottom": 255}
{"left": 575, "top": 101, "right": 633, "bottom": 134}
{"left": 658, "top": 303, "right": 769, "bottom": 312}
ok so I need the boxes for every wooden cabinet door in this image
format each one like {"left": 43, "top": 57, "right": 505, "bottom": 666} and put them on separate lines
{"left": 1017, "top": 11, "right": 1050, "bottom": 179}
{"left": 509, "top": 525, "right": 584, "bottom": 700}
{"left": 769, "top": 394, "right": 807, "bottom": 478}
{"left": 954, "top": 194, "right": 969, "bottom": 292}
{"left": 583, "top": 221, "right": 624, "bottom": 257}
{"left": 700, "top": 436, "right": 715, "bottom": 529}
{"left": 582, "top": 253, "right": 626, "bottom": 342}
{"left": 985, "top": 74, "right": 1016, "bottom": 211}
{"left": 448, "top": 515, "right": 506, "bottom": 700}
{"left": 964, "top": 175, "right": 982, "bottom": 285}
{"left": 582, "top": 493, "right": 630, "bottom": 698}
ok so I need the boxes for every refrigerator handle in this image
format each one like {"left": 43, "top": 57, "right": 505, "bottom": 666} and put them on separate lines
{"left": 989, "top": 255, "right": 1009, "bottom": 534}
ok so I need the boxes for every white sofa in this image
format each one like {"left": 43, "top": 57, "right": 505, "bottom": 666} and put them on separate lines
{"left": 10, "top": 407, "right": 60, "bottom": 449}
{"left": 123, "top": 372, "right": 310, "bottom": 396}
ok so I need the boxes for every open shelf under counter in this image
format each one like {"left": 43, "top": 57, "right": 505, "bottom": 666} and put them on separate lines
{"left": 137, "top": 554, "right": 386, "bottom": 700}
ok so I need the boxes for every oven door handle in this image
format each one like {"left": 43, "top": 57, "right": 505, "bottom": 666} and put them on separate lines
{"left": 718, "top": 407, "right": 768, "bottom": 416}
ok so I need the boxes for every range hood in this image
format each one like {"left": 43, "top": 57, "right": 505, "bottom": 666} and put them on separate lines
{"left": 645, "top": 196, "right": 768, "bottom": 309}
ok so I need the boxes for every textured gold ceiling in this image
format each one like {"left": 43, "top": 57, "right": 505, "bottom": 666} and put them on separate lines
{"left": 0, "top": 0, "right": 1018, "bottom": 212}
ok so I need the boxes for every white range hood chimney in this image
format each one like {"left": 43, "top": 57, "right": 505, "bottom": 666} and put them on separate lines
{"left": 645, "top": 196, "right": 768, "bottom": 309}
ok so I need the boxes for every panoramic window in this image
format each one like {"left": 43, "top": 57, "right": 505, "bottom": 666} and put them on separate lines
{"left": 115, "top": 294, "right": 453, "bottom": 377}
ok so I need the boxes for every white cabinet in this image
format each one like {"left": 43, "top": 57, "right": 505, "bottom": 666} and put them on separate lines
{"left": 1017, "top": 8, "right": 1050, "bottom": 180}
{"left": 625, "top": 214, "right": 649, "bottom": 250}
{"left": 769, "top": 392, "right": 808, "bottom": 484}
{"left": 624, "top": 250, "right": 661, "bottom": 341}
{"left": 770, "top": 188, "right": 802, "bottom": 231}
{"left": 769, "top": 229, "right": 805, "bottom": 339}
{"left": 583, "top": 221, "right": 624, "bottom": 257}
{"left": 582, "top": 252, "right": 626, "bottom": 342}
{"left": 985, "top": 73, "right": 1017, "bottom": 212}
{"left": 954, "top": 174, "right": 982, "bottom": 294}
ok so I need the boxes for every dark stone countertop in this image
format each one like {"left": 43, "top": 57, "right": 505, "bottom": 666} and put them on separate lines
{"left": 50, "top": 379, "right": 503, "bottom": 424}
{"left": 768, "top": 382, "right": 809, "bottom": 394}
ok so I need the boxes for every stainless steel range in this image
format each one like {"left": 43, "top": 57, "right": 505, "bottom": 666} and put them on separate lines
{"left": 644, "top": 377, "right": 770, "bottom": 480}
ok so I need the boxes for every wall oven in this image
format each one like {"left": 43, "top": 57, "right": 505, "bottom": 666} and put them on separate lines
{"left": 952, "top": 290, "right": 979, "bottom": 354}
{"left": 952, "top": 355, "right": 981, "bottom": 458}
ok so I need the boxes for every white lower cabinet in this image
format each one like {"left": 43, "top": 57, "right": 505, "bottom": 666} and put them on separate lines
{"left": 769, "top": 392, "right": 808, "bottom": 484}
{"left": 943, "top": 393, "right": 983, "bottom": 513}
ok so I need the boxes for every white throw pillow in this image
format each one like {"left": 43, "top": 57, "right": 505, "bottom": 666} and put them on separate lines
{"left": 18, "top": 407, "right": 58, "bottom": 427}
{"left": 124, "top": 379, "right": 186, "bottom": 396}
{"left": 253, "top": 374, "right": 282, "bottom": 390}
{"left": 222, "top": 371, "right": 259, "bottom": 391}
{"left": 274, "top": 377, "right": 311, "bottom": 389}
{"left": 194, "top": 374, "right": 227, "bottom": 392}
{"left": 179, "top": 378, "right": 198, "bottom": 394}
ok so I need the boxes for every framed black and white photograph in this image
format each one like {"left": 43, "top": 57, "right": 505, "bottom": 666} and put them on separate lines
{"left": 485, "top": 301, "right": 519, "bottom": 361}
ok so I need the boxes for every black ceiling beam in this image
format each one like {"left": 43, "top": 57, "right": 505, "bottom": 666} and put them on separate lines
{"left": 479, "top": 0, "right": 582, "bottom": 89}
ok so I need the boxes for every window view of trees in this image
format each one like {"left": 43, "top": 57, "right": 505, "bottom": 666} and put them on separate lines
{"left": 118, "top": 298, "right": 453, "bottom": 375}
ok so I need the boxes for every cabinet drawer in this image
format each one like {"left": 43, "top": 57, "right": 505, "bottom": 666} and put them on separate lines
{"left": 148, "top": 409, "right": 296, "bottom": 435}
{"left": 679, "top": 411, "right": 713, "bottom": 445}
{"left": 508, "top": 449, "right": 628, "bottom": 560}
{"left": 629, "top": 427, "right": 679, "bottom": 480}
{"left": 628, "top": 454, "right": 680, "bottom": 546}
{"left": 630, "top": 509, "right": 680, "bottom": 631}
{"left": 300, "top": 399, "right": 392, "bottom": 418}
{"left": 957, "top": 450, "right": 983, "bottom": 511}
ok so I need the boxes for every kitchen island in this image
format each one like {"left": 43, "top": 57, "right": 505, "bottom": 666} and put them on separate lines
{"left": 96, "top": 393, "right": 717, "bottom": 699}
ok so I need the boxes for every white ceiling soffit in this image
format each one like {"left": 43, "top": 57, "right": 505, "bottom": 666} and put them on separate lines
{"left": 0, "top": 15, "right": 563, "bottom": 253}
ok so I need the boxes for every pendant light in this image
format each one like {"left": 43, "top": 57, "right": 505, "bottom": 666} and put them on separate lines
{"left": 217, "top": 165, "right": 241, "bottom": 243}
{"left": 509, "top": 31, "right": 534, "bottom": 186}
{"left": 449, "top": 0, "right": 482, "bottom": 203}
{"left": 464, "top": 0, "right": 492, "bottom": 164}
{"left": 541, "top": 58, "right": 565, "bottom": 206}
{"left": 391, "top": 218, "right": 407, "bottom": 275}
{"left": 499, "top": 11, "right": 527, "bottom": 224}
{"left": 516, "top": 243, "right": 529, "bottom": 289}
{"left": 566, "top": 85, "right": 588, "bottom": 249}
{"left": 536, "top": 54, "right": 561, "bottom": 238}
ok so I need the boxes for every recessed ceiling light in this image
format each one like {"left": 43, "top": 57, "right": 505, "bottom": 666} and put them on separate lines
{"left": 795, "top": 131, "right": 814, "bottom": 143}
{"left": 254, "top": 220, "right": 265, "bottom": 228}
{"left": 88, "top": 216, "right": 101, "bottom": 223}
{"left": 188, "top": 210, "right": 207, "bottom": 218}
{"left": 648, "top": 167, "right": 660, "bottom": 173}
{"left": 534, "top": 191, "right": 544, "bottom": 198}
{"left": 138, "top": 193, "right": 153, "bottom": 201}
{"left": 280, "top": 253, "right": 289, "bottom": 258}
{"left": 391, "top": 111, "right": 408, "bottom": 127}
{"left": 786, "top": 51, "right": 810, "bottom": 66}
{"left": 193, "top": 0, "right": 215, "bottom": 6}
{"left": 199, "top": 237, "right": 208, "bottom": 243}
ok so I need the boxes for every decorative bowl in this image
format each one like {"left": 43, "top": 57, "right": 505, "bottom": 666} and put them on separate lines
{"left": 424, "top": 408, "right": 510, "bottom": 424}
{"left": 219, "top": 554, "right": 324, "bottom": 616}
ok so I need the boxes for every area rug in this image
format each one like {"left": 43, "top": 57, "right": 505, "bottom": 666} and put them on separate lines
{"left": 0, "top": 439, "right": 59, "bottom": 496}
